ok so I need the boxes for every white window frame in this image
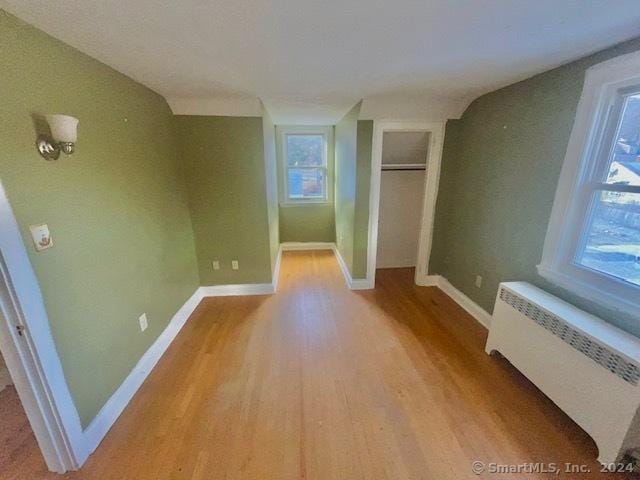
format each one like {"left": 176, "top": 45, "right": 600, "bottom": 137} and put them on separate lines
{"left": 539, "top": 50, "right": 640, "bottom": 318}
{"left": 279, "top": 126, "right": 332, "bottom": 205}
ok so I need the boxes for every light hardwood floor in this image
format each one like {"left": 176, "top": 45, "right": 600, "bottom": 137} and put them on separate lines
{"left": 10, "top": 250, "right": 635, "bottom": 479}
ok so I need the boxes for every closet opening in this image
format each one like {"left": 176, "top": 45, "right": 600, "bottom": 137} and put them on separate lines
{"left": 377, "top": 131, "right": 430, "bottom": 269}
{"left": 366, "top": 122, "right": 445, "bottom": 287}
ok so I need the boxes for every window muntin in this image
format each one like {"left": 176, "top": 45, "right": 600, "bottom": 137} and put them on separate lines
{"left": 604, "top": 94, "right": 640, "bottom": 187}
{"left": 284, "top": 133, "right": 328, "bottom": 203}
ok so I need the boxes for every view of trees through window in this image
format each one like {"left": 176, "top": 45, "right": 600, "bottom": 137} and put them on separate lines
{"left": 578, "top": 94, "right": 640, "bottom": 286}
{"left": 286, "top": 134, "right": 326, "bottom": 200}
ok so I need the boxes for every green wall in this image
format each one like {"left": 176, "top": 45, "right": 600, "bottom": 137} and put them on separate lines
{"left": 262, "top": 109, "right": 280, "bottom": 271}
{"left": 334, "top": 102, "right": 367, "bottom": 276}
{"left": 279, "top": 206, "right": 336, "bottom": 242}
{"left": 276, "top": 126, "right": 336, "bottom": 243}
{"left": 352, "top": 120, "right": 374, "bottom": 279}
{"left": 430, "top": 37, "right": 640, "bottom": 338}
{"left": 0, "top": 10, "right": 199, "bottom": 426}
{"left": 176, "top": 116, "right": 273, "bottom": 285}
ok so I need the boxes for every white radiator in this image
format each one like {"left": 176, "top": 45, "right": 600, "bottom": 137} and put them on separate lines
{"left": 485, "top": 282, "right": 640, "bottom": 465}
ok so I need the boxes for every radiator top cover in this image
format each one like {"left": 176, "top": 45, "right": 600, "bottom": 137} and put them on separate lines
{"left": 499, "top": 288, "right": 640, "bottom": 386}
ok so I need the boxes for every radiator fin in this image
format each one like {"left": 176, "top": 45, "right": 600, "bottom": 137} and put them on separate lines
{"left": 499, "top": 288, "right": 640, "bottom": 386}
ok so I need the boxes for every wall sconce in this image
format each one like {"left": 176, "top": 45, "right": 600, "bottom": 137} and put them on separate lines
{"left": 36, "top": 114, "right": 79, "bottom": 161}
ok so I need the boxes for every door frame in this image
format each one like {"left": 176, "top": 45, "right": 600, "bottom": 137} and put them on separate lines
{"left": 0, "top": 180, "right": 86, "bottom": 473}
{"left": 366, "top": 121, "right": 446, "bottom": 287}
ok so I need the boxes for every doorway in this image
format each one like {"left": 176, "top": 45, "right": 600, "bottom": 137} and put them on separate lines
{"left": 0, "top": 343, "right": 46, "bottom": 477}
{"left": 0, "top": 180, "right": 84, "bottom": 474}
{"left": 366, "top": 122, "right": 445, "bottom": 287}
{"left": 376, "top": 131, "right": 430, "bottom": 269}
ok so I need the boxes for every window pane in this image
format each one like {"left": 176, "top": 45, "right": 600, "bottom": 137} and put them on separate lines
{"left": 577, "top": 190, "right": 640, "bottom": 286}
{"left": 287, "top": 168, "right": 325, "bottom": 199}
{"left": 286, "top": 135, "right": 324, "bottom": 166}
{"left": 606, "top": 94, "right": 640, "bottom": 186}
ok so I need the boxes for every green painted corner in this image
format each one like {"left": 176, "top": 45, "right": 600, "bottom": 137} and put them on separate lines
{"left": 429, "top": 36, "right": 640, "bottom": 338}
{"left": 333, "top": 103, "right": 373, "bottom": 279}
{"left": 262, "top": 109, "right": 280, "bottom": 272}
{"left": 0, "top": 10, "right": 199, "bottom": 426}
{"left": 176, "top": 115, "right": 273, "bottom": 285}
{"left": 352, "top": 120, "right": 374, "bottom": 279}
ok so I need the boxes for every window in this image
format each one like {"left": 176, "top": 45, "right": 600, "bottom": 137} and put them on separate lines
{"left": 281, "top": 128, "right": 330, "bottom": 204}
{"left": 539, "top": 51, "right": 640, "bottom": 317}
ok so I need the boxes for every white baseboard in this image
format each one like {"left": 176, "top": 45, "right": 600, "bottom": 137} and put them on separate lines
{"left": 418, "top": 274, "right": 492, "bottom": 329}
{"left": 81, "top": 256, "right": 285, "bottom": 459}
{"left": 350, "top": 278, "right": 373, "bottom": 290}
{"left": 332, "top": 245, "right": 374, "bottom": 290}
{"left": 199, "top": 283, "right": 274, "bottom": 296}
{"left": 280, "top": 242, "right": 335, "bottom": 251}
{"left": 201, "top": 246, "right": 283, "bottom": 297}
{"left": 271, "top": 246, "right": 283, "bottom": 293}
{"left": 416, "top": 274, "right": 441, "bottom": 287}
{"left": 83, "top": 287, "right": 204, "bottom": 454}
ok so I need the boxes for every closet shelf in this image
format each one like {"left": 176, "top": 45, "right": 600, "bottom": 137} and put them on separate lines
{"left": 381, "top": 163, "right": 426, "bottom": 171}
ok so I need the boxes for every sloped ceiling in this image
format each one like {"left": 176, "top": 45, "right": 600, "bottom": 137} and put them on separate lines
{"left": 3, "top": 0, "right": 640, "bottom": 123}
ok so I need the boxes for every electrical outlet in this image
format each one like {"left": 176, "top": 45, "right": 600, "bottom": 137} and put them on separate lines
{"left": 475, "top": 275, "right": 483, "bottom": 288}
{"left": 212, "top": 260, "right": 220, "bottom": 271}
{"left": 231, "top": 260, "right": 239, "bottom": 270}
{"left": 138, "top": 313, "right": 148, "bottom": 332}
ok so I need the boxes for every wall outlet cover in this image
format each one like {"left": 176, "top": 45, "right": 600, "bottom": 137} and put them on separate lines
{"left": 138, "top": 313, "right": 148, "bottom": 332}
{"left": 212, "top": 260, "right": 220, "bottom": 270}
{"left": 475, "top": 275, "right": 483, "bottom": 288}
{"left": 232, "top": 260, "right": 239, "bottom": 270}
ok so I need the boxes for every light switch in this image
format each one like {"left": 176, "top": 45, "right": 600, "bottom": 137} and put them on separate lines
{"left": 29, "top": 224, "right": 53, "bottom": 252}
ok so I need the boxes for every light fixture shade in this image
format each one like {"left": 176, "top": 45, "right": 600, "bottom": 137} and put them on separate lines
{"left": 45, "top": 114, "right": 79, "bottom": 143}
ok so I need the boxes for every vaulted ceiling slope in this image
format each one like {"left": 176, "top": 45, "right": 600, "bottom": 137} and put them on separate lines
{"left": 3, "top": 1, "right": 640, "bottom": 123}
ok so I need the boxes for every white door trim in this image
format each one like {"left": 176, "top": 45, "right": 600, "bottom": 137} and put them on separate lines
{"left": 0, "top": 180, "right": 86, "bottom": 473}
{"left": 367, "top": 121, "right": 446, "bottom": 288}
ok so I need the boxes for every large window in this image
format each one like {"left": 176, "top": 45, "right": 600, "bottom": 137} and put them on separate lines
{"left": 281, "top": 128, "right": 330, "bottom": 204}
{"left": 539, "top": 52, "right": 640, "bottom": 317}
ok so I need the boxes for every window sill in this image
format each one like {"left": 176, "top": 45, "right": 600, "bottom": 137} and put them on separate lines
{"left": 280, "top": 201, "right": 331, "bottom": 208}
{"left": 536, "top": 263, "right": 640, "bottom": 319}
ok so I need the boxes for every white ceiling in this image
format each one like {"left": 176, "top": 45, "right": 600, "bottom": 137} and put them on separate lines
{"left": 3, "top": 0, "right": 640, "bottom": 123}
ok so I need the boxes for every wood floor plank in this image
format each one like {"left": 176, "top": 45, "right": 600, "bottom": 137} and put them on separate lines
{"left": 4, "top": 250, "right": 635, "bottom": 479}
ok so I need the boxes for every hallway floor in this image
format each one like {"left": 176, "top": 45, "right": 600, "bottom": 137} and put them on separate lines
{"left": 0, "top": 385, "right": 50, "bottom": 480}
{"left": 13, "top": 250, "right": 633, "bottom": 479}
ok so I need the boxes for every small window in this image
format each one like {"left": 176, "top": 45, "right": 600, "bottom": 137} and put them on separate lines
{"left": 539, "top": 52, "right": 640, "bottom": 317}
{"left": 283, "top": 132, "right": 328, "bottom": 203}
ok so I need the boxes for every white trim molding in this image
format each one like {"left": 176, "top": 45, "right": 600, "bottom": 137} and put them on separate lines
{"left": 538, "top": 49, "right": 640, "bottom": 319}
{"left": 0, "top": 180, "right": 85, "bottom": 473}
{"left": 271, "top": 245, "right": 283, "bottom": 293}
{"left": 332, "top": 244, "right": 373, "bottom": 290}
{"left": 420, "top": 275, "right": 492, "bottom": 329}
{"left": 277, "top": 125, "right": 334, "bottom": 206}
{"left": 83, "top": 247, "right": 287, "bottom": 457}
{"left": 199, "top": 283, "right": 275, "bottom": 296}
{"left": 166, "top": 96, "right": 263, "bottom": 117}
{"left": 367, "top": 121, "right": 446, "bottom": 289}
{"left": 83, "top": 288, "right": 203, "bottom": 453}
